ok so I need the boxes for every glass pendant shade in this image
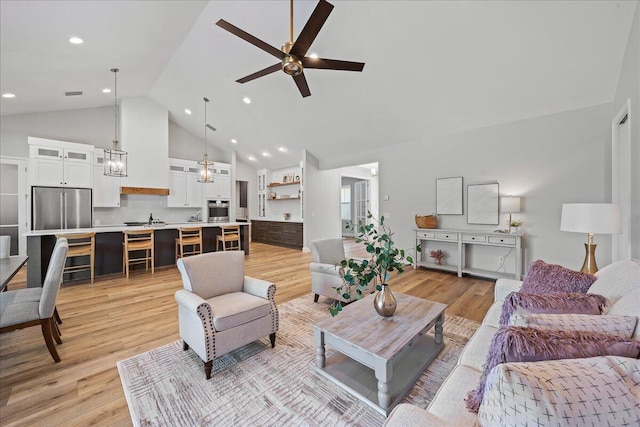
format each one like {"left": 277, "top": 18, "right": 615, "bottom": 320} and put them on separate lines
{"left": 198, "top": 97, "right": 214, "bottom": 183}
{"left": 104, "top": 68, "right": 128, "bottom": 177}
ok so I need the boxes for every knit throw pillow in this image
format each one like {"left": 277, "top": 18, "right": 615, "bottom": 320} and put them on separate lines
{"left": 510, "top": 313, "right": 638, "bottom": 339}
{"left": 499, "top": 292, "right": 608, "bottom": 326}
{"left": 520, "top": 260, "right": 596, "bottom": 294}
{"left": 465, "top": 326, "right": 640, "bottom": 414}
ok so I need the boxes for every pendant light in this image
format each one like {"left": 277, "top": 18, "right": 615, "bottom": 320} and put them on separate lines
{"left": 104, "top": 68, "right": 128, "bottom": 177}
{"left": 198, "top": 97, "right": 215, "bottom": 183}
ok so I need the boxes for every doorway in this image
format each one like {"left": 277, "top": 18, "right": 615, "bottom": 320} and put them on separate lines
{"left": 235, "top": 180, "right": 249, "bottom": 221}
{"left": 0, "top": 157, "right": 27, "bottom": 255}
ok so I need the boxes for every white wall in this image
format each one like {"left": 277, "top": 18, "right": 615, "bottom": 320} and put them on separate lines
{"left": 613, "top": 4, "right": 640, "bottom": 258}
{"left": 168, "top": 120, "right": 228, "bottom": 163}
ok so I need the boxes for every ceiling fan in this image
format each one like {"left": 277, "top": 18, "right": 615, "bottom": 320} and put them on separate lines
{"left": 216, "top": 0, "right": 365, "bottom": 98}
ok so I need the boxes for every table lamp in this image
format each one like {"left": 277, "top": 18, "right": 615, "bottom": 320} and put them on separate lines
{"left": 560, "top": 203, "right": 621, "bottom": 274}
{"left": 501, "top": 196, "right": 521, "bottom": 227}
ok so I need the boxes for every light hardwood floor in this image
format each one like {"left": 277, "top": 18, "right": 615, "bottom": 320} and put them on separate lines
{"left": 0, "top": 240, "right": 495, "bottom": 426}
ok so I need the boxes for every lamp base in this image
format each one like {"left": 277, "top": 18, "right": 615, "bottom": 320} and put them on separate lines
{"left": 580, "top": 243, "right": 598, "bottom": 274}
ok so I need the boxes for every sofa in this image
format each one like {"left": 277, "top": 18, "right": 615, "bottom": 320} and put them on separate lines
{"left": 384, "top": 259, "right": 640, "bottom": 426}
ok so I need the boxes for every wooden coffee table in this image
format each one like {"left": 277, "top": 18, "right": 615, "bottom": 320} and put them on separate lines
{"left": 312, "top": 293, "right": 446, "bottom": 415}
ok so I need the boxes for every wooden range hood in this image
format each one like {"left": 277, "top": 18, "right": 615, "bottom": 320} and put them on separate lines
{"left": 120, "top": 186, "right": 170, "bottom": 196}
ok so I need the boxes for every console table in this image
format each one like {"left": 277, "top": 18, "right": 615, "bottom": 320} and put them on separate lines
{"left": 413, "top": 228, "right": 523, "bottom": 280}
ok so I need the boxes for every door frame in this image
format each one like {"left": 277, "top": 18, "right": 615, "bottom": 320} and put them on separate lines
{"left": 611, "top": 98, "right": 632, "bottom": 261}
{"left": 0, "top": 156, "right": 28, "bottom": 255}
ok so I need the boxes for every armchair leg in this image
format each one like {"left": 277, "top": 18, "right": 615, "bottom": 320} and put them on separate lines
{"left": 204, "top": 360, "right": 213, "bottom": 380}
{"left": 270, "top": 332, "right": 276, "bottom": 348}
{"left": 183, "top": 341, "right": 189, "bottom": 351}
{"left": 314, "top": 294, "right": 319, "bottom": 303}
{"left": 41, "top": 318, "right": 61, "bottom": 363}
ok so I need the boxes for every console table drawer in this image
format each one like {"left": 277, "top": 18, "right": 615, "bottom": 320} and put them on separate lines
{"left": 488, "top": 236, "right": 516, "bottom": 245}
{"left": 416, "top": 231, "right": 436, "bottom": 239}
{"left": 462, "top": 234, "right": 486, "bottom": 243}
{"left": 436, "top": 233, "right": 458, "bottom": 241}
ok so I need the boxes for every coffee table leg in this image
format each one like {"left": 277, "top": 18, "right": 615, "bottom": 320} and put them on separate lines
{"left": 435, "top": 313, "right": 444, "bottom": 344}
{"left": 313, "top": 328, "right": 325, "bottom": 368}
{"left": 375, "top": 364, "right": 392, "bottom": 410}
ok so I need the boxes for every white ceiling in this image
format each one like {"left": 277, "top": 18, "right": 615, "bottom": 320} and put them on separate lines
{"left": 1, "top": 1, "right": 636, "bottom": 170}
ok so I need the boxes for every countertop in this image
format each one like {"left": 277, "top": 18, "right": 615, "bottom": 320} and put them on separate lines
{"left": 24, "top": 221, "right": 249, "bottom": 237}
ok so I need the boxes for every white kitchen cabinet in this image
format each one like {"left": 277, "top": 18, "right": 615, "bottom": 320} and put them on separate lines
{"left": 93, "top": 155, "right": 121, "bottom": 207}
{"left": 168, "top": 161, "right": 202, "bottom": 208}
{"left": 29, "top": 138, "right": 93, "bottom": 188}
{"left": 204, "top": 163, "right": 231, "bottom": 200}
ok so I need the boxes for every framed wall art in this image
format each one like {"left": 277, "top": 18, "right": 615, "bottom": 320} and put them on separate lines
{"left": 436, "top": 177, "right": 463, "bottom": 215}
{"left": 467, "top": 182, "right": 499, "bottom": 225}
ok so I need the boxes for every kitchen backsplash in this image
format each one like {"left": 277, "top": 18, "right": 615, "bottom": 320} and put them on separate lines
{"left": 93, "top": 194, "right": 203, "bottom": 225}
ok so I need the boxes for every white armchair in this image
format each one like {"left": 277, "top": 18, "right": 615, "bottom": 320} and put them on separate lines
{"left": 175, "top": 251, "right": 279, "bottom": 379}
{"left": 308, "top": 238, "right": 375, "bottom": 303}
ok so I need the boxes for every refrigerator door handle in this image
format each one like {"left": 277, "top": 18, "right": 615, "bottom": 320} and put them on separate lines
{"left": 63, "top": 192, "right": 68, "bottom": 229}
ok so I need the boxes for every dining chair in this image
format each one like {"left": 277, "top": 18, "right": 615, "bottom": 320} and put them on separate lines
{"left": 122, "top": 229, "right": 154, "bottom": 278}
{"left": 216, "top": 225, "right": 241, "bottom": 251}
{"left": 0, "top": 237, "right": 68, "bottom": 362}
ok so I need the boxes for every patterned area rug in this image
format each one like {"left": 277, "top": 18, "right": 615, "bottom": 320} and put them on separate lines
{"left": 117, "top": 295, "right": 480, "bottom": 426}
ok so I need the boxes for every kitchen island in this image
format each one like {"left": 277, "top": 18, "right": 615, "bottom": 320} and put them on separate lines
{"left": 25, "top": 222, "right": 250, "bottom": 287}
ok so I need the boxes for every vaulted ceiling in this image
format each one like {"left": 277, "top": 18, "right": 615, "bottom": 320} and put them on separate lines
{"left": 1, "top": 1, "right": 636, "bottom": 170}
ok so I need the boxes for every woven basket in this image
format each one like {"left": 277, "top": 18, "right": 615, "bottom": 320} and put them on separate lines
{"left": 415, "top": 214, "right": 437, "bottom": 229}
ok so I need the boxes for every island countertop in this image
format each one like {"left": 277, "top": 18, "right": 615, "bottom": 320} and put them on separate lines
{"left": 25, "top": 222, "right": 250, "bottom": 287}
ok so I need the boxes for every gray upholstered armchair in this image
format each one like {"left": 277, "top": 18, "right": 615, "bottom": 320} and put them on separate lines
{"left": 175, "top": 251, "right": 279, "bottom": 379}
{"left": 308, "top": 238, "right": 375, "bottom": 303}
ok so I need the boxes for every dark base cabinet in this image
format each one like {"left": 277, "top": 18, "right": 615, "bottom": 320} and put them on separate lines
{"left": 252, "top": 220, "right": 303, "bottom": 249}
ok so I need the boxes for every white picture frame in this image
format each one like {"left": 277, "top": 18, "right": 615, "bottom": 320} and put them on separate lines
{"left": 467, "top": 182, "right": 499, "bottom": 225}
{"left": 436, "top": 177, "right": 463, "bottom": 215}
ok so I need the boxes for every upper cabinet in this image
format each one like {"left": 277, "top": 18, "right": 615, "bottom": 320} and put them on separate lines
{"left": 28, "top": 137, "right": 93, "bottom": 188}
{"left": 93, "top": 154, "right": 121, "bottom": 207}
{"left": 167, "top": 159, "right": 202, "bottom": 208}
{"left": 203, "top": 163, "right": 231, "bottom": 200}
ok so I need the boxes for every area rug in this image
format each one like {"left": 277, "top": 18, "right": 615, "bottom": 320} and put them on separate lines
{"left": 117, "top": 295, "right": 480, "bottom": 426}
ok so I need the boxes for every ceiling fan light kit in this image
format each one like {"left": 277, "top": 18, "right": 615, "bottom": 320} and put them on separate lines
{"left": 216, "top": 0, "right": 364, "bottom": 97}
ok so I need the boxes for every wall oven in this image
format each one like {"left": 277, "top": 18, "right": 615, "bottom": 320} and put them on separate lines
{"left": 208, "top": 200, "right": 229, "bottom": 222}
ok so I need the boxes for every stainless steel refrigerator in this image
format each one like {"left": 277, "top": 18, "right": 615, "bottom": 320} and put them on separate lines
{"left": 32, "top": 186, "right": 92, "bottom": 230}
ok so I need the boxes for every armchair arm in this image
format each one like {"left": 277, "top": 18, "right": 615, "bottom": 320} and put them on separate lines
{"left": 309, "top": 262, "right": 343, "bottom": 277}
{"left": 175, "top": 289, "right": 211, "bottom": 314}
{"left": 243, "top": 276, "right": 276, "bottom": 301}
{"left": 494, "top": 278, "right": 523, "bottom": 302}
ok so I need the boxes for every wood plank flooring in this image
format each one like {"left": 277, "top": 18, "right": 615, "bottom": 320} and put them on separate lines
{"left": 0, "top": 240, "right": 495, "bottom": 426}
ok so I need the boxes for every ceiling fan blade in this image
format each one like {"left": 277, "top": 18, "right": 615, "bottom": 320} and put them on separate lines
{"left": 216, "top": 19, "right": 284, "bottom": 59}
{"left": 290, "top": 0, "right": 334, "bottom": 58}
{"left": 293, "top": 72, "right": 311, "bottom": 97}
{"left": 236, "top": 63, "right": 282, "bottom": 83}
{"left": 302, "top": 57, "right": 365, "bottom": 72}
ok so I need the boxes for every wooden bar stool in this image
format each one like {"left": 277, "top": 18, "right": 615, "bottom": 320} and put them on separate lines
{"left": 122, "top": 229, "right": 154, "bottom": 278}
{"left": 175, "top": 227, "right": 202, "bottom": 263}
{"left": 55, "top": 232, "right": 95, "bottom": 284}
{"left": 216, "top": 226, "right": 241, "bottom": 251}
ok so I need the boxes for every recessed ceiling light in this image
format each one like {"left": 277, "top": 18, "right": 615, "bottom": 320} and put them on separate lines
{"left": 102, "top": 88, "right": 111, "bottom": 93}
{"left": 262, "top": 151, "right": 271, "bottom": 157}
{"left": 278, "top": 146, "right": 287, "bottom": 152}
{"left": 184, "top": 109, "right": 192, "bottom": 115}
{"left": 2, "top": 93, "right": 16, "bottom": 98}
{"left": 231, "top": 139, "right": 237, "bottom": 144}
{"left": 248, "top": 155, "right": 257, "bottom": 161}
{"left": 68, "top": 36, "right": 83, "bottom": 44}
{"left": 243, "top": 97, "right": 251, "bottom": 104}
{"left": 309, "top": 53, "right": 318, "bottom": 59}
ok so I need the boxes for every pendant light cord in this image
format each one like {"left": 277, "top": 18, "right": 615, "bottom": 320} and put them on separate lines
{"left": 203, "top": 97, "right": 209, "bottom": 156}
{"left": 111, "top": 68, "right": 119, "bottom": 146}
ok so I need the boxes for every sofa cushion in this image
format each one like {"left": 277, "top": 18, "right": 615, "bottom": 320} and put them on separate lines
{"left": 208, "top": 292, "right": 271, "bottom": 331}
{"left": 478, "top": 356, "right": 640, "bottom": 427}
{"left": 428, "top": 365, "right": 482, "bottom": 426}
{"left": 499, "top": 292, "right": 607, "bottom": 326}
{"left": 588, "top": 259, "right": 640, "bottom": 305}
{"left": 465, "top": 326, "right": 640, "bottom": 413}
{"left": 607, "top": 289, "right": 640, "bottom": 340}
{"left": 510, "top": 313, "right": 638, "bottom": 338}
{"left": 520, "top": 259, "right": 596, "bottom": 294}
{"left": 481, "top": 301, "right": 503, "bottom": 328}
{"left": 459, "top": 325, "right": 498, "bottom": 371}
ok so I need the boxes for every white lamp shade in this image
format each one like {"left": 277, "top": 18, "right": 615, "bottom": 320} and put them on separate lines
{"left": 501, "top": 197, "right": 521, "bottom": 213}
{"left": 560, "top": 203, "right": 621, "bottom": 234}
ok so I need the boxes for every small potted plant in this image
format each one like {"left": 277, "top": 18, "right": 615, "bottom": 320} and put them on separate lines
{"left": 330, "top": 212, "right": 414, "bottom": 317}
{"left": 430, "top": 249, "right": 445, "bottom": 265}
{"left": 509, "top": 219, "right": 523, "bottom": 233}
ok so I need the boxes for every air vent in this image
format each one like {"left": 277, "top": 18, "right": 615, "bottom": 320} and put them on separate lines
{"left": 206, "top": 124, "right": 217, "bottom": 131}
{"left": 65, "top": 91, "right": 83, "bottom": 96}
